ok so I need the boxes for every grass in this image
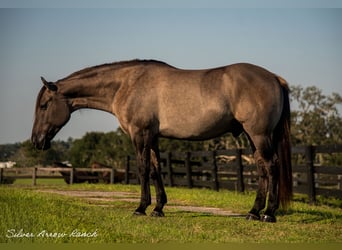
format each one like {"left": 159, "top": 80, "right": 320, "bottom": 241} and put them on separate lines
{"left": 14, "top": 178, "right": 66, "bottom": 185}
{"left": 0, "top": 183, "right": 341, "bottom": 243}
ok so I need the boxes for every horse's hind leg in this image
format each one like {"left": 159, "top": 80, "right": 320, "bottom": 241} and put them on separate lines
{"left": 262, "top": 154, "right": 279, "bottom": 222}
{"left": 246, "top": 135, "right": 278, "bottom": 222}
{"left": 150, "top": 139, "right": 167, "bottom": 217}
{"left": 246, "top": 149, "right": 269, "bottom": 221}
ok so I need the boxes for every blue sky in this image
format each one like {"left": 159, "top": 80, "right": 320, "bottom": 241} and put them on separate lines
{"left": 0, "top": 5, "right": 341, "bottom": 144}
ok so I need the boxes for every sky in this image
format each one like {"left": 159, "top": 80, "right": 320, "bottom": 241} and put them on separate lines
{"left": 0, "top": 2, "right": 342, "bottom": 144}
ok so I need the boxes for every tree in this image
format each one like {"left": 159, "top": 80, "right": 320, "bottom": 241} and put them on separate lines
{"left": 68, "top": 128, "right": 135, "bottom": 168}
{"left": 290, "top": 85, "right": 342, "bottom": 145}
{"left": 95, "top": 129, "right": 135, "bottom": 168}
{"left": 0, "top": 143, "right": 20, "bottom": 161}
{"left": 9, "top": 140, "right": 70, "bottom": 167}
{"left": 69, "top": 132, "right": 104, "bottom": 167}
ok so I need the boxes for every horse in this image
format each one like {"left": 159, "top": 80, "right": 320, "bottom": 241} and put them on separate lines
{"left": 31, "top": 59, "right": 292, "bottom": 222}
{"left": 0, "top": 161, "right": 16, "bottom": 168}
{"left": 91, "top": 161, "right": 112, "bottom": 184}
{"left": 53, "top": 161, "right": 98, "bottom": 184}
{"left": 91, "top": 161, "right": 127, "bottom": 184}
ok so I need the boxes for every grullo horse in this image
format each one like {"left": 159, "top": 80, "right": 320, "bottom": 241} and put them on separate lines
{"left": 32, "top": 60, "right": 292, "bottom": 222}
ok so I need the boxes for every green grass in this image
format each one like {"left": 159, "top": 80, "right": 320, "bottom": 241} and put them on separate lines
{"left": 14, "top": 178, "right": 66, "bottom": 186}
{"left": 0, "top": 184, "right": 341, "bottom": 243}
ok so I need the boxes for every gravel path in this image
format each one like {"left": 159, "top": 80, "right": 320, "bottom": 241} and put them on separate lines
{"left": 37, "top": 189, "right": 244, "bottom": 217}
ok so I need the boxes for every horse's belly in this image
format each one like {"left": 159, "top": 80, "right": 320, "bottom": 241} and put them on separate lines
{"left": 159, "top": 111, "right": 234, "bottom": 140}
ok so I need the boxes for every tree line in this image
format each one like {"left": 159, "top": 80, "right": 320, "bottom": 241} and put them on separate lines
{"left": 1, "top": 85, "right": 341, "bottom": 168}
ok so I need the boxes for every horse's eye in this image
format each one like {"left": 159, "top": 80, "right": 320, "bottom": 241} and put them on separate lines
{"left": 40, "top": 103, "right": 48, "bottom": 110}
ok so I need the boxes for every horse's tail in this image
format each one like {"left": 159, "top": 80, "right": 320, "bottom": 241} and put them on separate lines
{"left": 274, "top": 75, "right": 293, "bottom": 209}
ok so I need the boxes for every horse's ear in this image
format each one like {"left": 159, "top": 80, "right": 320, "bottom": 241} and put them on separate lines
{"left": 41, "top": 76, "right": 57, "bottom": 92}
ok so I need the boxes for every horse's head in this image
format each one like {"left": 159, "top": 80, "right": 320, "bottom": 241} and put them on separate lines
{"left": 31, "top": 77, "right": 71, "bottom": 150}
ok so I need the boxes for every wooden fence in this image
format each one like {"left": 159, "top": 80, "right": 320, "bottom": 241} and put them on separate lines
{"left": 1, "top": 145, "right": 341, "bottom": 202}
{"left": 124, "top": 145, "right": 342, "bottom": 202}
{"left": 0, "top": 167, "right": 127, "bottom": 185}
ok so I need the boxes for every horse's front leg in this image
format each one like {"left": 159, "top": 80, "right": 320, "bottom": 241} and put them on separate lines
{"left": 133, "top": 132, "right": 151, "bottom": 216}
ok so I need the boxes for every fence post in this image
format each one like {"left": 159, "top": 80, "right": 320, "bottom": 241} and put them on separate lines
{"left": 185, "top": 152, "right": 192, "bottom": 188}
{"left": 110, "top": 168, "right": 115, "bottom": 184}
{"left": 236, "top": 149, "right": 244, "bottom": 193}
{"left": 211, "top": 151, "right": 219, "bottom": 191}
{"left": 125, "top": 156, "right": 130, "bottom": 184}
{"left": 338, "top": 175, "right": 342, "bottom": 191}
{"left": 166, "top": 152, "right": 173, "bottom": 187}
{"left": 32, "top": 167, "right": 37, "bottom": 186}
{"left": 0, "top": 168, "right": 3, "bottom": 184}
{"left": 70, "top": 168, "right": 74, "bottom": 185}
{"left": 305, "top": 145, "right": 316, "bottom": 204}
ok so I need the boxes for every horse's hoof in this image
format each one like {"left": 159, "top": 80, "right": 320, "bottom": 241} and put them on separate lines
{"left": 150, "top": 210, "right": 165, "bottom": 217}
{"left": 246, "top": 213, "right": 260, "bottom": 221}
{"left": 260, "top": 214, "right": 276, "bottom": 223}
{"left": 133, "top": 211, "right": 147, "bottom": 216}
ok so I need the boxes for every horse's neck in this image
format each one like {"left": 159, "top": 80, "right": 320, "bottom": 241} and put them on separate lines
{"left": 59, "top": 72, "right": 122, "bottom": 114}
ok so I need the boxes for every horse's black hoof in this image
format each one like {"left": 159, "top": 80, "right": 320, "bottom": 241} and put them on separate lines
{"left": 150, "top": 210, "right": 165, "bottom": 217}
{"left": 246, "top": 213, "right": 260, "bottom": 221}
{"left": 133, "top": 211, "right": 147, "bottom": 216}
{"left": 260, "top": 214, "right": 276, "bottom": 223}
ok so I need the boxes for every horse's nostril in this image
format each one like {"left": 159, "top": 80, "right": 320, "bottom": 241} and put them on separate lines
{"left": 31, "top": 135, "right": 37, "bottom": 146}
{"left": 31, "top": 133, "right": 45, "bottom": 149}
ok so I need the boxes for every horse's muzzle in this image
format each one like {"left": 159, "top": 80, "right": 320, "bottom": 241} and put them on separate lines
{"left": 31, "top": 133, "right": 51, "bottom": 150}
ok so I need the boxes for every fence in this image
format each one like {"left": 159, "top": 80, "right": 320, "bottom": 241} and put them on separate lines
{"left": 124, "top": 145, "right": 342, "bottom": 202}
{"left": 1, "top": 145, "right": 341, "bottom": 202}
{"left": 291, "top": 145, "right": 342, "bottom": 202}
{"left": 0, "top": 167, "right": 127, "bottom": 185}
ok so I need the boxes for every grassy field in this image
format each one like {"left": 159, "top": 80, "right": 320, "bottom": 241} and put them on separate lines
{"left": 0, "top": 182, "right": 341, "bottom": 243}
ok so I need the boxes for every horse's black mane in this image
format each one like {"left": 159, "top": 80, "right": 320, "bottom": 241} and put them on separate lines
{"left": 58, "top": 59, "right": 171, "bottom": 82}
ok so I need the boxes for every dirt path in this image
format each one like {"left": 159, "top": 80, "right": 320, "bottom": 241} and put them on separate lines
{"left": 37, "top": 189, "right": 244, "bottom": 217}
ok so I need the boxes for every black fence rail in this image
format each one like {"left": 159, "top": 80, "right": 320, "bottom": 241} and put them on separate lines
{"left": 291, "top": 145, "right": 342, "bottom": 202}
{"left": 124, "top": 145, "right": 342, "bottom": 201}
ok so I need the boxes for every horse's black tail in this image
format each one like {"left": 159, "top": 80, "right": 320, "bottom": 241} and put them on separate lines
{"left": 274, "top": 76, "right": 293, "bottom": 209}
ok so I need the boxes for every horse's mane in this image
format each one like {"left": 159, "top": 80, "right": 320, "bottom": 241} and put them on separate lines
{"left": 57, "top": 59, "right": 171, "bottom": 82}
